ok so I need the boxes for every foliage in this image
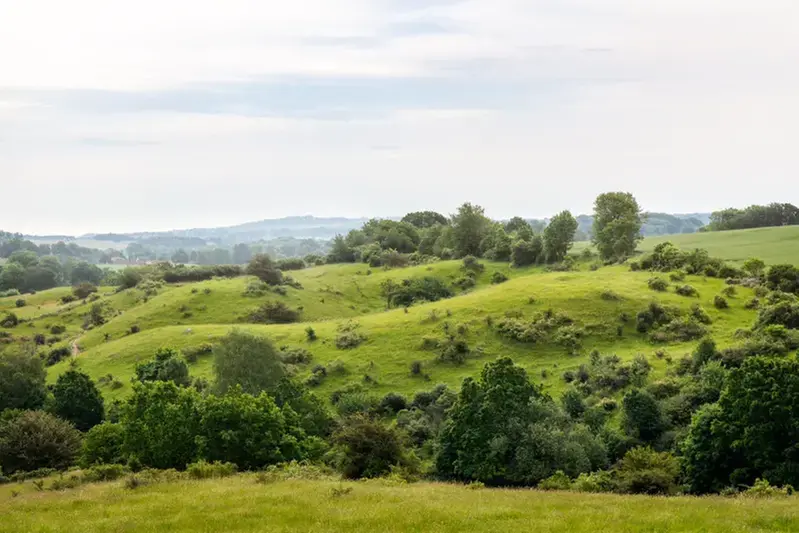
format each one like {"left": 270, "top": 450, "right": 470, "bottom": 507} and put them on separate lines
{"left": 121, "top": 381, "right": 203, "bottom": 469}
{"left": 705, "top": 202, "right": 799, "bottom": 232}
{"left": 73, "top": 283, "right": 98, "bottom": 300}
{"left": 622, "top": 389, "right": 665, "bottom": 443}
{"left": 135, "top": 347, "right": 191, "bottom": 387}
{"left": 511, "top": 235, "right": 544, "bottom": 267}
{"left": 0, "top": 348, "right": 47, "bottom": 411}
{"left": 186, "top": 460, "right": 238, "bottom": 479}
{"left": 335, "top": 322, "right": 367, "bottom": 350}
{"left": 402, "top": 211, "right": 448, "bottom": 229}
{"left": 544, "top": 211, "right": 578, "bottom": 263}
{"left": 80, "top": 422, "right": 125, "bottom": 467}
{"left": 450, "top": 203, "right": 491, "bottom": 258}
{"left": 329, "top": 415, "right": 417, "bottom": 479}
{"left": 383, "top": 277, "right": 453, "bottom": 308}
{"left": 647, "top": 277, "right": 668, "bottom": 292}
{"left": 714, "top": 295, "right": 729, "bottom": 309}
{"left": 52, "top": 369, "right": 105, "bottom": 431}
{"left": 213, "top": 330, "right": 286, "bottom": 395}
{"left": 247, "top": 301, "right": 302, "bottom": 324}
{"left": 675, "top": 284, "right": 698, "bottom": 297}
{"left": 0, "top": 410, "right": 82, "bottom": 474}
{"left": 592, "top": 192, "right": 644, "bottom": 261}
{"left": 198, "top": 388, "right": 310, "bottom": 470}
{"left": 538, "top": 470, "right": 572, "bottom": 491}
{"left": 246, "top": 254, "right": 284, "bottom": 286}
{"left": 765, "top": 264, "right": 799, "bottom": 294}
{"left": 490, "top": 271, "right": 508, "bottom": 284}
{"left": 615, "top": 447, "right": 680, "bottom": 495}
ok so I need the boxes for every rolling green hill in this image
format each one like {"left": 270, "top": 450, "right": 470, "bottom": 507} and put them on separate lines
{"left": 572, "top": 225, "right": 799, "bottom": 265}
{"left": 34, "top": 262, "right": 757, "bottom": 402}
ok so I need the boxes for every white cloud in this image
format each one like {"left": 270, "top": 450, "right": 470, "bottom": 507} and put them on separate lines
{"left": 1, "top": 0, "right": 798, "bottom": 234}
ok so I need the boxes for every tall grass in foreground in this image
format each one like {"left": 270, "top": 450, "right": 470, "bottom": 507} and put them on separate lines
{"left": 2, "top": 477, "right": 799, "bottom": 533}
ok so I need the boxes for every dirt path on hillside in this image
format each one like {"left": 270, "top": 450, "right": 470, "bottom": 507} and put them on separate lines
{"left": 71, "top": 339, "right": 80, "bottom": 357}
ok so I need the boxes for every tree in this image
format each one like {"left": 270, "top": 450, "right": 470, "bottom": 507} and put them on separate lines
{"left": 450, "top": 203, "right": 491, "bottom": 258}
{"left": 436, "top": 357, "right": 541, "bottom": 483}
{"left": 592, "top": 192, "right": 643, "bottom": 261}
{"left": 615, "top": 446, "right": 679, "bottom": 495}
{"left": 232, "top": 244, "right": 252, "bottom": 265}
{"left": 480, "top": 224, "right": 513, "bottom": 262}
{"left": 198, "top": 387, "right": 307, "bottom": 470}
{"left": 622, "top": 389, "right": 664, "bottom": 443}
{"left": 742, "top": 258, "right": 766, "bottom": 278}
{"left": 52, "top": 369, "right": 105, "bottom": 431}
{"left": 272, "top": 378, "right": 334, "bottom": 437}
{"left": 543, "top": 210, "right": 578, "bottom": 263}
{"left": 327, "top": 235, "right": 357, "bottom": 263}
{"left": 331, "top": 414, "right": 415, "bottom": 479}
{"left": 7, "top": 250, "right": 39, "bottom": 268}
{"left": 511, "top": 235, "right": 543, "bottom": 267}
{"left": 70, "top": 262, "right": 103, "bottom": 285}
{"left": 0, "top": 348, "right": 47, "bottom": 412}
{"left": 22, "top": 266, "right": 59, "bottom": 292}
{"left": 0, "top": 410, "right": 82, "bottom": 474}
{"left": 118, "top": 267, "right": 142, "bottom": 289}
{"left": 0, "top": 262, "right": 24, "bottom": 291}
{"left": 213, "top": 330, "right": 285, "bottom": 395}
{"left": 121, "top": 381, "right": 202, "bottom": 469}
{"left": 73, "top": 282, "right": 98, "bottom": 300}
{"left": 246, "top": 254, "right": 283, "bottom": 286}
{"left": 135, "top": 347, "right": 191, "bottom": 387}
{"left": 80, "top": 422, "right": 125, "bottom": 467}
{"left": 402, "top": 211, "right": 448, "bottom": 229}
{"left": 504, "top": 217, "right": 532, "bottom": 235}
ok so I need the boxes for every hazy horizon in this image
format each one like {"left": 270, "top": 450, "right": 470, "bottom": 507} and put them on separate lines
{"left": 3, "top": 1, "right": 798, "bottom": 235}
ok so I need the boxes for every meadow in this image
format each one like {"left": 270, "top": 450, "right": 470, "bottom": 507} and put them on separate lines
{"left": 2, "top": 475, "right": 798, "bottom": 533}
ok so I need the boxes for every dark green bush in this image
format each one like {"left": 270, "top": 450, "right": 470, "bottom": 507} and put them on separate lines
{"left": 714, "top": 295, "right": 729, "bottom": 309}
{"left": 247, "top": 301, "right": 302, "bottom": 324}
{"left": 647, "top": 277, "right": 668, "bottom": 292}
{"left": 0, "top": 411, "right": 82, "bottom": 474}
{"left": 675, "top": 285, "right": 698, "bottom": 297}
{"left": 490, "top": 271, "right": 508, "bottom": 284}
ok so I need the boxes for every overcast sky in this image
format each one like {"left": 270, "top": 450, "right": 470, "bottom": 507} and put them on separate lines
{"left": 1, "top": 0, "right": 798, "bottom": 235}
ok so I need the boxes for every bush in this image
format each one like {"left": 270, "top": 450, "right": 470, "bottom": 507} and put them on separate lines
{"left": 129, "top": 324, "right": 141, "bottom": 334}
{"left": 669, "top": 271, "right": 686, "bottom": 282}
{"left": 305, "top": 326, "right": 317, "bottom": 342}
{"left": 379, "top": 393, "right": 408, "bottom": 415}
{"left": 538, "top": 470, "right": 572, "bottom": 491}
{"left": 647, "top": 277, "right": 669, "bottom": 292}
{"left": 52, "top": 369, "right": 105, "bottom": 431}
{"left": 80, "top": 423, "right": 125, "bottom": 467}
{"left": 756, "top": 301, "right": 799, "bottom": 329}
{"left": 247, "top": 301, "right": 302, "bottom": 324}
{"left": 742, "top": 478, "right": 794, "bottom": 498}
{"left": 600, "top": 290, "right": 622, "bottom": 301}
{"left": 60, "top": 294, "right": 77, "bottom": 304}
{"left": 81, "top": 464, "right": 130, "bottom": 483}
{"left": 721, "top": 286, "right": 737, "bottom": 298}
{"left": 690, "top": 303, "right": 713, "bottom": 325}
{"left": 246, "top": 254, "right": 283, "bottom": 286}
{"left": 49, "top": 324, "right": 66, "bottom": 335}
{"left": 651, "top": 317, "right": 707, "bottom": 343}
{"left": 452, "top": 275, "right": 477, "bottom": 290}
{"left": 385, "top": 277, "right": 453, "bottom": 308}
{"left": 280, "top": 347, "right": 313, "bottom": 365}
{"left": 329, "top": 415, "right": 417, "bottom": 479}
{"left": 714, "top": 295, "right": 729, "bottom": 309}
{"left": 183, "top": 343, "right": 214, "bottom": 363}
{"left": 675, "top": 284, "right": 698, "bottom": 297}
{"left": 14, "top": 298, "right": 25, "bottom": 308}
{"left": 336, "top": 322, "right": 366, "bottom": 350}
{"left": 461, "top": 255, "right": 484, "bottom": 273}
{"left": 0, "top": 411, "right": 82, "bottom": 474}
{"left": 135, "top": 347, "right": 190, "bottom": 387}
{"left": 0, "top": 312, "right": 19, "bottom": 328}
{"left": 186, "top": 460, "right": 238, "bottom": 480}
{"left": 45, "top": 346, "right": 71, "bottom": 366}
{"left": 213, "top": 330, "right": 286, "bottom": 396}
{"left": 73, "top": 283, "right": 98, "bottom": 300}
{"left": 243, "top": 280, "right": 269, "bottom": 297}
{"left": 572, "top": 471, "right": 615, "bottom": 493}
{"left": 490, "top": 271, "right": 508, "bottom": 284}
{"left": 275, "top": 258, "right": 306, "bottom": 271}
{"left": 615, "top": 447, "right": 679, "bottom": 495}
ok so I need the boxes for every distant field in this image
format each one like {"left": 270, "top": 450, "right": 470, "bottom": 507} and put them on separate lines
{"left": 573, "top": 225, "right": 799, "bottom": 265}
{"left": 2, "top": 477, "right": 798, "bottom": 533}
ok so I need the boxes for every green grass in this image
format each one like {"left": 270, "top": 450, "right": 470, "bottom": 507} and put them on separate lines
{"left": 48, "top": 264, "right": 758, "bottom": 401}
{"left": 574, "top": 226, "right": 799, "bottom": 265}
{"left": 2, "top": 476, "right": 799, "bottom": 532}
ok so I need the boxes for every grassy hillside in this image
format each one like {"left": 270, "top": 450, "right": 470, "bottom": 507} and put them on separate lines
{"left": 48, "top": 264, "right": 758, "bottom": 401}
{"left": 574, "top": 225, "right": 799, "bottom": 265}
{"left": 2, "top": 476, "right": 798, "bottom": 532}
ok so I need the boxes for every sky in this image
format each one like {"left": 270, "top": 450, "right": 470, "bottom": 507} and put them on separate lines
{"left": 1, "top": 0, "right": 798, "bottom": 235}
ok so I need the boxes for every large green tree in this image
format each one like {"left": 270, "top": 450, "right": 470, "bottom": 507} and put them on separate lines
{"left": 450, "top": 203, "right": 491, "bottom": 258}
{"left": 0, "top": 410, "right": 82, "bottom": 474}
{"left": 212, "top": 330, "right": 285, "bottom": 396}
{"left": 401, "top": 211, "right": 448, "bottom": 229}
{"left": 0, "top": 348, "right": 47, "bottom": 412}
{"left": 543, "top": 210, "right": 578, "bottom": 263}
{"left": 52, "top": 369, "right": 105, "bottom": 431}
{"left": 592, "top": 192, "right": 643, "bottom": 261}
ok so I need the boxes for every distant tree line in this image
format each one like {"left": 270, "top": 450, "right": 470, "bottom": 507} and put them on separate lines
{"left": 0, "top": 250, "right": 108, "bottom": 295}
{"left": 703, "top": 203, "right": 799, "bottom": 232}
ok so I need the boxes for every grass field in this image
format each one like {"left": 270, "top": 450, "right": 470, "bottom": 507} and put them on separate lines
{"left": 2, "top": 476, "right": 798, "bottom": 532}
{"left": 573, "top": 225, "right": 799, "bottom": 265}
{"left": 35, "top": 263, "right": 757, "bottom": 401}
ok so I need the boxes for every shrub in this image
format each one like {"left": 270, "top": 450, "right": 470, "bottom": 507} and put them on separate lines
{"left": 409, "top": 361, "right": 423, "bottom": 376}
{"left": 452, "top": 275, "right": 476, "bottom": 290}
{"left": 490, "top": 271, "right": 508, "bottom": 284}
{"left": 280, "top": 347, "right": 313, "bottom": 365}
{"left": 52, "top": 369, "right": 105, "bottom": 431}
{"left": 60, "top": 295, "right": 77, "bottom": 304}
{"left": 572, "top": 471, "right": 615, "bottom": 493}
{"left": 379, "top": 393, "right": 408, "bottom": 415}
{"left": 183, "top": 343, "right": 214, "bottom": 363}
{"left": 538, "top": 470, "right": 572, "bottom": 491}
{"left": 615, "top": 447, "right": 679, "bottom": 495}
{"left": 49, "top": 324, "right": 66, "bottom": 335}
{"left": 212, "top": 330, "right": 286, "bottom": 396}
{"left": 45, "top": 346, "right": 71, "bottom": 366}
{"left": 745, "top": 297, "right": 760, "bottom": 310}
{"left": 714, "top": 295, "right": 729, "bottom": 309}
{"left": 305, "top": 326, "right": 317, "bottom": 342}
{"left": 385, "top": 277, "right": 453, "bottom": 308}
{"left": 647, "top": 277, "right": 668, "bottom": 292}
{"left": 336, "top": 322, "right": 366, "bottom": 350}
{"left": 690, "top": 303, "right": 713, "bottom": 325}
{"left": 651, "top": 317, "right": 707, "bottom": 343}
{"left": 80, "top": 423, "right": 125, "bottom": 467}
{"left": 186, "top": 460, "right": 238, "bottom": 480}
{"left": 275, "top": 258, "right": 306, "bottom": 271}
{"left": 246, "top": 254, "right": 283, "bottom": 286}
{"left": 247, "top": 301, "right": 302, "bottom": 324}
{"left": 135, "top": 347, "right": 191, "bottom": 387}
{"left": 600, "top": 290, "right": 622, "bottom": 301}
{"left": 669, "top": 271, "right": 686, "bottom": 282}
{"left": 0, "top": 312, "right": 19, "bottom": 328}
{"left": 755, "top": 301, "right": 799, "bottom": 329}
{"left": 14, "top": 298, "right": 25, "bottom": 308}
{"left": 330, "top": 415, "right": 417, "bottom": 480}
{"left": 461, "top": 255, "right": 484, "bottom": 273}
{"left": 0, "top": 411, "right": 82, "bottom": 474}
{"left": 742, "top": 478, "right": 794, "bottom": 498}
{"left": 81, "top": 464, "right": 130, "bottom": 483}
{"left": 73, "top": 283, "right": 98, "bottom": 300}
{"left": 721, "top": 286, "right": 737, "bottom": 298}
{"left": 243, "top": 280, "right": 269, "bottom": 297}
{"left": 675, "top": 284, "right": 698, "bottom": 297}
